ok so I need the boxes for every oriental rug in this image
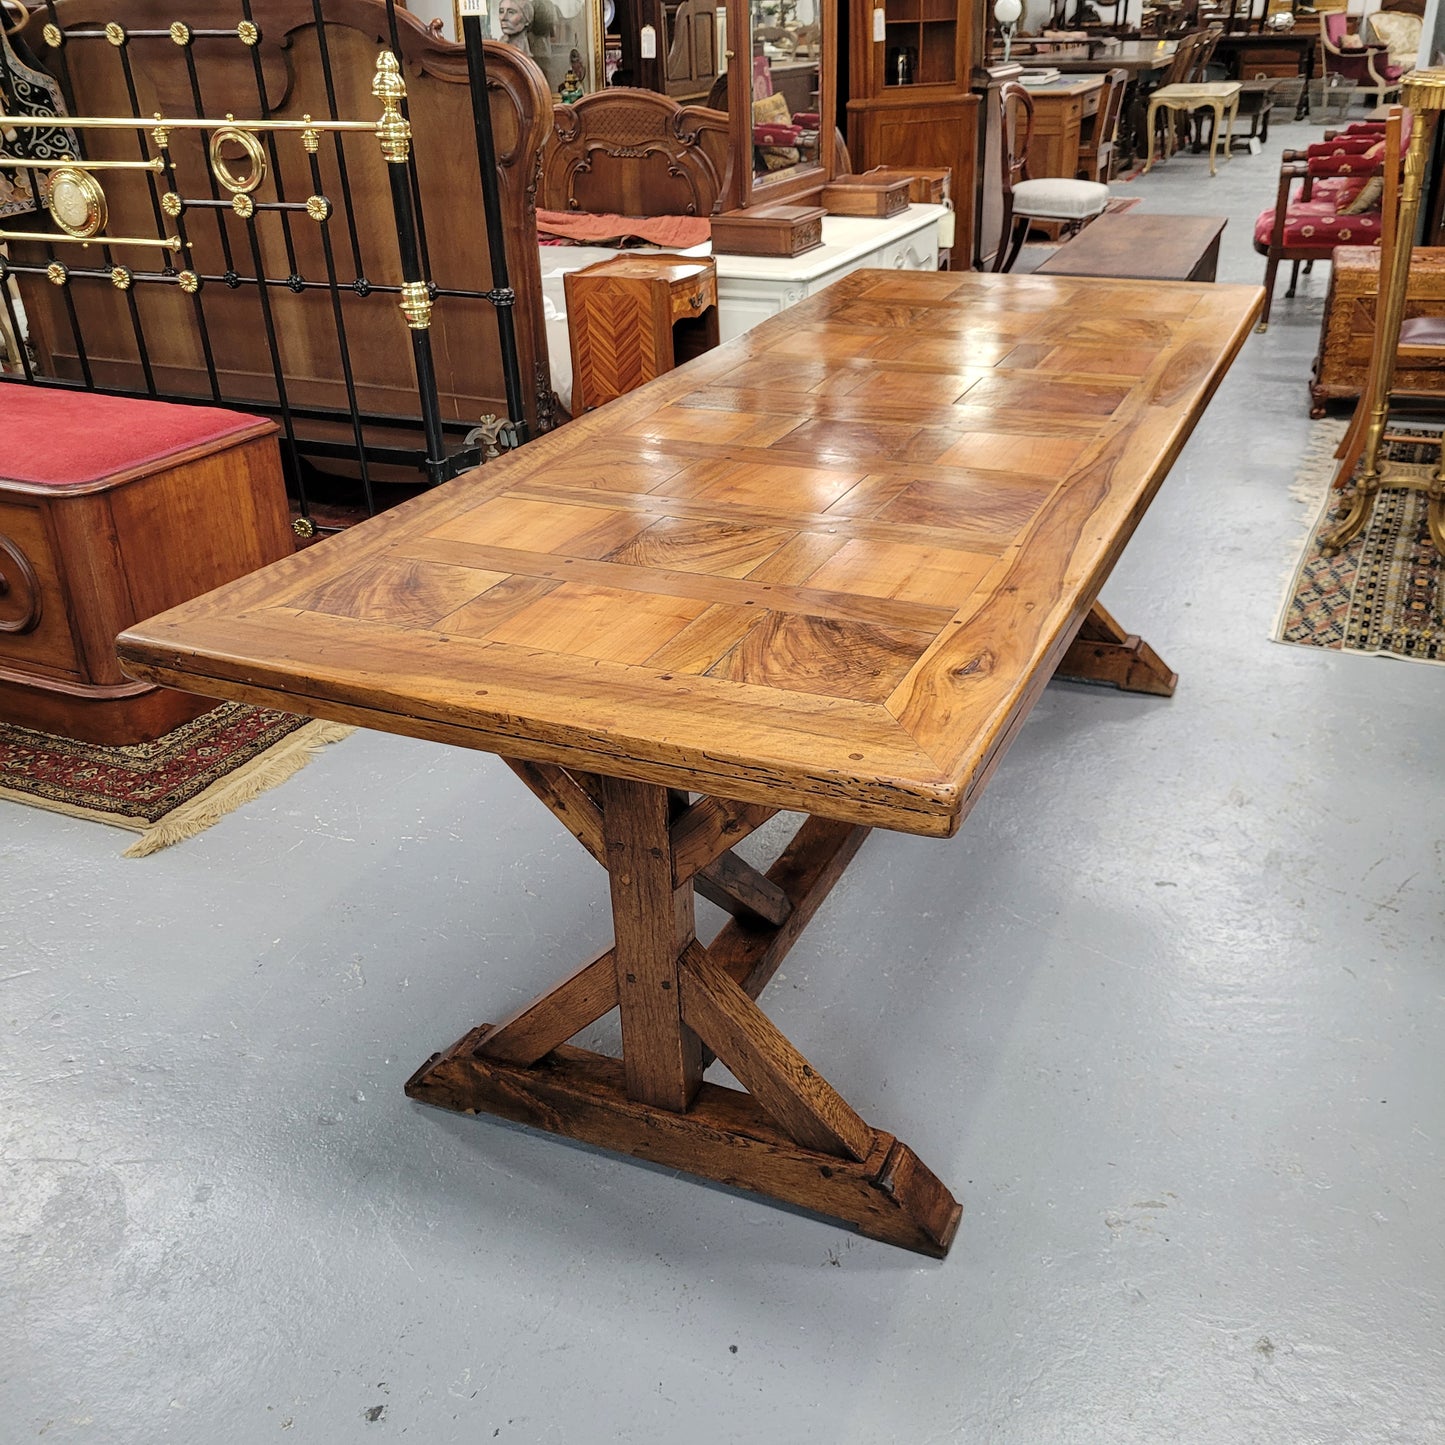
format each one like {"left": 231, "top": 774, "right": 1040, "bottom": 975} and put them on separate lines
{"left": 0, "top": 703, "right": 353, "bottom": 856}
{"left": 1274, "top": 421, "right": 1445, "bottom": 664}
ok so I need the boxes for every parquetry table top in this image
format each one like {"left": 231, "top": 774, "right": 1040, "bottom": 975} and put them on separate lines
{"left": 118, "top": 270, "right": 1261, "bottom": 838}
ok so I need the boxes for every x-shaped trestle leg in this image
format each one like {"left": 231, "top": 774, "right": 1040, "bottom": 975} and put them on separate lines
{"left": 405, "top": 765, "right": 962, "bottom": 1256}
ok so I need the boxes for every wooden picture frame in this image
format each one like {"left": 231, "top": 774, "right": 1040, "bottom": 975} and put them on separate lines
{"left": 454, "top": 0, "right": 604, "bottom": 98}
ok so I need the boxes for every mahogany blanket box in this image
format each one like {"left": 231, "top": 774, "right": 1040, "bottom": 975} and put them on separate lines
{"left": 0, "top": 389, "right": 293, "bottom": 743}
{"left": 1311, "top": 246, "right": 1445, "bottom": 414}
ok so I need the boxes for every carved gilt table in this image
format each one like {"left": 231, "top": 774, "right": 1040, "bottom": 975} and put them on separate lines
{"left": 118, "top": 270, "right": 1261, "bottom": 1256}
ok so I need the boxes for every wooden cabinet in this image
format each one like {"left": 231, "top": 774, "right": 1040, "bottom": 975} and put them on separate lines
{"left": 845, "top": 0, "right": 980, "bottom": 265}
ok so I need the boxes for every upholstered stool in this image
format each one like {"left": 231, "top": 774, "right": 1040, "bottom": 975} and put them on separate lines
{"left": 0, "top": 390, "right": 293, "bottom": 743}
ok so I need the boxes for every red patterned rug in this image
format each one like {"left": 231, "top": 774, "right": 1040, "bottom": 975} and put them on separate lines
{"left": 0, "top": 702, "right": 352, "bottom": 855}
{"left": 1275, "top": 423, "right": 1444, "bottom": 664}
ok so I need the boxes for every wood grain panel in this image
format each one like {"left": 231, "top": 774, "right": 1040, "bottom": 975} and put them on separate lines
{"left": 652, "top": 460, "right": 866, "bottom": 511}
{"left": 605, "top": 517, "right": 795, "bottom": 577}
{"left": 805, "top": 539, "right": 997, "bottom": 607}
{"left": 710, "top": 612, "right": 936, "bottom": 703}
{"left": 286, "top": 558, "right": 509, "bottom": 627}
{"left": 487, "top": 583, "right": 712, "bottom": 664}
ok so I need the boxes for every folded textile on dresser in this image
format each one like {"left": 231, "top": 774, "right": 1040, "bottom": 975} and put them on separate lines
{"left": 536, "top": 208, "right": 712, "bottom": 248}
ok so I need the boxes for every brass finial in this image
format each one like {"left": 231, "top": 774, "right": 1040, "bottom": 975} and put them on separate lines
{"left": 399, "top": 280, "right": 433, "bottom": 330}
{"left": 373, "top": 51, "right": 412, "bottom": 164}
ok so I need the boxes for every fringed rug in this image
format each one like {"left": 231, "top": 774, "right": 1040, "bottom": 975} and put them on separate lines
{"left": 1275, "top": 421, "right": 1445, "bottom": 664}
{"left": 0, "top": 702, "right": 353, "bottom": 856}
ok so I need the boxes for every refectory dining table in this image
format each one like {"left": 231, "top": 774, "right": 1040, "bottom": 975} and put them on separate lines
{"left": 118, "top": 269, "right": 1261, "bottom": 1257}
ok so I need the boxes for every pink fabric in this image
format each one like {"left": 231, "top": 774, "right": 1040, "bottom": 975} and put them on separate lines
{"left": 753, "top": 123, "right": 803, "bottom": 145}
{"left": 1308, "top": 137, "right": 1380, "bottom": 156}
{"left": 535, "top": 208, "right": 711, "bottom": 247}
{"left": 1309, "top": 151, "right": 1384, "bottom": 176}
{"left": 1, "top": 388, "right": 266, "bottom": 486}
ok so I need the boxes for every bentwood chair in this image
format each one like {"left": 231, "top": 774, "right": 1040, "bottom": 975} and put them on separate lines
{"left": 993, "top": 81, "right": 1109, "bottom": 272}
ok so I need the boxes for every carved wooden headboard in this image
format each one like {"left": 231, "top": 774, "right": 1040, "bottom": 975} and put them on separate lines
{"left": 539, "top": 89, "right": 732, "bottom": 217}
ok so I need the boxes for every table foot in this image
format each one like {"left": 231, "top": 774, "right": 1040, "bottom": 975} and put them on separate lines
{"left": 1056, "top": 601, "right": 1177, "bottom": 696}
{"left": 405, "top": 769, "right": 962, "bottom": 1255}
{"left": 407, "top": 1029, "right": 962, "bottom": 1257}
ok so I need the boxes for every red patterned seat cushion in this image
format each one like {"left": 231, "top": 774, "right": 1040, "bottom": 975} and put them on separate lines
{"left": 1253, "top": 195, "right": 1384, "bottom": 251}
{"left": 1, "top": 389, "right": 268, "bottom": 487}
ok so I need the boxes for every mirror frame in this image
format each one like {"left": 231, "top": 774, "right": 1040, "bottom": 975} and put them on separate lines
{"left": 724, "top": 0, "right": 836, "bottom": 211}
{"left": 453, "top": 0, "right": 606, "bottom": 99}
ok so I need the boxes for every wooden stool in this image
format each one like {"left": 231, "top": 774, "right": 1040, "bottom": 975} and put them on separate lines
{"left": 564, "top": 254, "right": 719, "bottom": 412}
{"left": 0, "top": 390, "right": 294, "bottom": 743}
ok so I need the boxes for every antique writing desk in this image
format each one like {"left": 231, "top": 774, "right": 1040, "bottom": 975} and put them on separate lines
{"left": 118, "top": 271, "right": 1260, "bottom": 1256}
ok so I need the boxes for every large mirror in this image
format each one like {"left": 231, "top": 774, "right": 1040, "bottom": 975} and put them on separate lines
{"left": 727, "top": 0, "right": 834, "bottom": 207}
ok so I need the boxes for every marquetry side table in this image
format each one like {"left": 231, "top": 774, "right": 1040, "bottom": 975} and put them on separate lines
{"left": 564, "top": 254, "right": 720, "bottom": 413}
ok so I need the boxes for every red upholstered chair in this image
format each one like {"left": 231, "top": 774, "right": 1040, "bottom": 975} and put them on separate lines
{"left": 1320, "top": 13, "right": 1404, "bottom": 119}
{"left": 1252, "top": 107, "right": 1405, "bottom": 330}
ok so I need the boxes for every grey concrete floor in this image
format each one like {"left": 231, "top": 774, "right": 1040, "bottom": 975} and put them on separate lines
{"left": 4, "top": 117, "right": 1444, "bottom": 1445}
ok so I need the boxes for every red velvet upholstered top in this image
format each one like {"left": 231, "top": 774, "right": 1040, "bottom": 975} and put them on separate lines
{"left": 1, "top": 388, "right": 269, "bottom": 487}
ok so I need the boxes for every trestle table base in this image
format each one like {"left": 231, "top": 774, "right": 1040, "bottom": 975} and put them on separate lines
{"left": 404, "top": 603, "right": 1173, "bottom": 1255}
